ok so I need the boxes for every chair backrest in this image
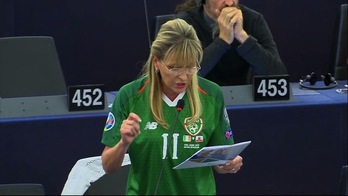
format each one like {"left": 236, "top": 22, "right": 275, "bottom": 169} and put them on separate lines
{"left": 152, "top": 14, "right": 175, "bottom": 41}
{"left": 339, "top": 165, "right": 347, "bottom": 195}
{"left": 0, "top": 183, "right": 45, "bottom": 195}
{"left": 84, "top": 165, "right": 130, "bottom": 195}
{"left": 0, "top": 36, "right": 67, "bottom": 98}
{"left": 333, "top": 4, "right": 347, "bottom": 80}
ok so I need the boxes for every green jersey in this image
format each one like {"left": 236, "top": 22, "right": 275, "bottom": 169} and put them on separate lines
{"left": 102, "top": 76, "right": 234, "bottom": 195}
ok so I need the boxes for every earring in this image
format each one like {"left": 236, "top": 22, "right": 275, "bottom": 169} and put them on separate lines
{"left": 155, "top": 68, "right": 159, "bottom": 73}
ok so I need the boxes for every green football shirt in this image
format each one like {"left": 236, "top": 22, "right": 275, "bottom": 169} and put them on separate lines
{"left": 102, "top": 76, "right": 234, "bottom": 195}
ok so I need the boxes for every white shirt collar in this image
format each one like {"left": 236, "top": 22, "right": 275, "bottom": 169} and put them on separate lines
{"left": 162, "top": 92, "right": 185, "bottom": 107}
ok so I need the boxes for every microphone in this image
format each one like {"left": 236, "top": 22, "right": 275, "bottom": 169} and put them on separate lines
{"left": 154, "top": 99, "right": 185, "bottom": 195}
{"left": 176, "top": 99, "right": 185, "bottom": 112}
{"left": 165, "top": 99, "right": 184, "bottom": 160}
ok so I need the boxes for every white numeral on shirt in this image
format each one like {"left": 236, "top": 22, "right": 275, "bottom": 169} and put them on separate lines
{"left": 162, "top": 133, "right": 179, "bottom": 159}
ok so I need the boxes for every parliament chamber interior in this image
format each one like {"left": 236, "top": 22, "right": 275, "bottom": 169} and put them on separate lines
{"left": 0, "top": 0, "right": 347, "bottom": 195}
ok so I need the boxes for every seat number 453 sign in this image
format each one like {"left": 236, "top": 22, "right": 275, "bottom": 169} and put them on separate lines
{"left": 253, "top": 75, "right": 290, "bottom": 101}
{"left": 68, "top": 84, "right": 105, "bottom": 111}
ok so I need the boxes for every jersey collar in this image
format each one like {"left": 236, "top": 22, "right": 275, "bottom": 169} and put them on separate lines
{"left": 162, "top": 92, "right": 186, "bottom": 107}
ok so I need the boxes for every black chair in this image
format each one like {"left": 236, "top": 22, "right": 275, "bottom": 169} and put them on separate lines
{"left": 0, "top": 36, "right": 67, "bottom": 98}
{"left": 0, "top": 183, "right": 45, "bottom": 195}
{"left": 333, "top": 4, "right": 347, "bottom": 80}
{"left": 339, "top": 165, "right": 347, "bottom": 195}
{"left": 84, "top": 165, "right": 130, "bottom": 195}
{"left": 151, "top": 14, "right": 175, "bottom": 41}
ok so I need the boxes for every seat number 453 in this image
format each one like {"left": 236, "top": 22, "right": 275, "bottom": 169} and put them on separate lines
{"left": 253, "top": 75, "right": 290, "bottom": 101}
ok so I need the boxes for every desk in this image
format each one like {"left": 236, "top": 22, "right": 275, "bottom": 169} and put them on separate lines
{"left": 217, "top": 81, "right": 347, "bottom": 195}
{"left": 0, "top": 112, "right": 108, "bottom": 195}
{"left": 0, "top": 82, "right": 347, "bottom": 195}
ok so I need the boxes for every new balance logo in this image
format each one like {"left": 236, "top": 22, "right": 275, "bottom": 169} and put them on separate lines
{"left": 144, "top": 122, "right": 158, "bottom": 130}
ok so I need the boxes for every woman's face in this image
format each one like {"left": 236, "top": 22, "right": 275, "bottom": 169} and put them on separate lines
{"left": 204, "top": 0, "right": 239, "bottom": 20}
{"left": 154, "top": 57, "right": 194, "bottom": 101}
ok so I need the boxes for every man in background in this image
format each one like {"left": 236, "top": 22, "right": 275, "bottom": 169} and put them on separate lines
{"left": 175, "top": 0, "right": 287, "bottom": 86}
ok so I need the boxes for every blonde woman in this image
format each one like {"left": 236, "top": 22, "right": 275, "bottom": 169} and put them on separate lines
{"left": 101, "top": 18, "right": 243, "bottom": 195}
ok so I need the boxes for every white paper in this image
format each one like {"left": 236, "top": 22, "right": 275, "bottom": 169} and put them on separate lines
{"left": 61, "top": 154, "right": 131, "bottom": 195}
{"left": 173, "top": 141, "right": 251, "bottom": 169}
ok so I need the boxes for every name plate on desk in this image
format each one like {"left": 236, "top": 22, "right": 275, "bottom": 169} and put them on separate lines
{"left": 253, "top": 75, "right": 290, "bottom": 101}
{"left": 68, "top": 84, "right": 105, "bottom": 111}
{"left": 0, "top": 94, "right": 109, "bottom": 119}
{"left": 221, "top": 78, "right": 293, "bottom": 106}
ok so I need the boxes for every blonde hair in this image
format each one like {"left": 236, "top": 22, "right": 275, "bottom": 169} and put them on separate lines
{"left": 140, "top": 18, "right": 203, "bottom": 129}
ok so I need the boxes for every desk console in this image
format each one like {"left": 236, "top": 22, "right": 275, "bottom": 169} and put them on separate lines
{"left": 221, "top": 84, "right": 294, "bottom": 106}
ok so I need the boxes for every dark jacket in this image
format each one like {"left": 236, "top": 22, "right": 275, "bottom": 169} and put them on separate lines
{"left": 176, "top": 4, "right": 287, "bottom": 85}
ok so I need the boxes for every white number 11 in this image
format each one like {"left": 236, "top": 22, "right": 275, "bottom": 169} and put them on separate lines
{"left": 162, "top": 133, "right": 179, "bottom": 159}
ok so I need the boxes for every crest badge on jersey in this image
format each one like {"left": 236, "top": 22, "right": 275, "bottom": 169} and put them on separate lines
{"left": 184, "top": 117, "right": 203, "bottom": 136}
{"left": 104, "top": 112, "right": 115, "bottom": 131}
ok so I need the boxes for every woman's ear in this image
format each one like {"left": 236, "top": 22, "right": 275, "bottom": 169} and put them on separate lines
{"left": 153, "top": 56, "right": 159, "bottom": 70}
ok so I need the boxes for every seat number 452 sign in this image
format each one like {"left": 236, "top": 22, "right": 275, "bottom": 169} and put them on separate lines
{"left": 68, "top": 84, "right": 105, "bottom": 111}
